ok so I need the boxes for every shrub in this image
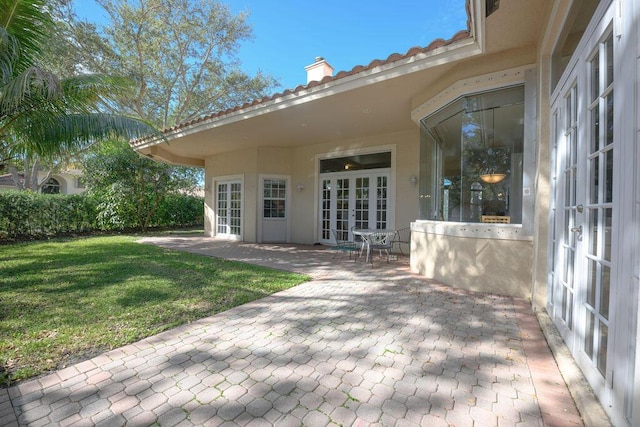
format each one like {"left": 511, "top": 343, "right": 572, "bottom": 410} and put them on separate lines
{"left": 154, "top": 194, "right": 204, "bottom": 227}
{"left": 0, "top": 191, "right": 203, "bottom": 240}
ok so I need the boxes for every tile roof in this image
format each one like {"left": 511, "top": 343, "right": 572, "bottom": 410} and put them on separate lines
{"left": 134, "top": 1, "right": 473, "bottom": 143}
{"left": 161, "top": 30, "right": 470, "bottom": 136}
{"left": 0, "top": 174, "right": 15, "bottom": 185}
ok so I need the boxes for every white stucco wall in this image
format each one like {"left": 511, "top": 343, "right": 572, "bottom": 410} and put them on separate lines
{"left": 203, "top": 128, "right": 420, "bottom": 245}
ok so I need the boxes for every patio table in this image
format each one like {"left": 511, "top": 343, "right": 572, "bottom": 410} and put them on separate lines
{"left": 352, "top": 229, "right": 396, "bottom": 263}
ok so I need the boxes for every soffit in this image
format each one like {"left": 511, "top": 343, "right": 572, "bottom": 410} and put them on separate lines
{"left": 144, "top": 64, "right": 458, "bottom": 161}
{"left": 482, "top": 0, "right": 551, "bottom": 54}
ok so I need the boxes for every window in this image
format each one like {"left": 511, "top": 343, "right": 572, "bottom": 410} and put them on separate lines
{"left": 320, "top": 152, "right": 391, "bottom": 173}
{"left": 263, "top": 179, "right": 286, "bottom": 218}
{"left": 41, "top": 178, "right": 61, "bottom": 194}
{"left": 419, "top": 86, "right": 525, "bottom": 224}
{"left": 75, "top": 177, "right": 86, "bottom": 189}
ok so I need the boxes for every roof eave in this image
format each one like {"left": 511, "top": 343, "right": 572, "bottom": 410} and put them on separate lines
{"left": 131, "top": 0, "right": 486, "bottom": 154}
{"left": 132, "top": 34, "right": 480, "bottom": 152}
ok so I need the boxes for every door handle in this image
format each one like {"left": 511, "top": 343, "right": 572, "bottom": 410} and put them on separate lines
{"left": 571, "top": 225, "right": 582, "bottom": 233}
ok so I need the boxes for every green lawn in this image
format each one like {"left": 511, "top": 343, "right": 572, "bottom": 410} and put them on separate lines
{"left": 0, "top": 235, "right": 309, "bottom": 385}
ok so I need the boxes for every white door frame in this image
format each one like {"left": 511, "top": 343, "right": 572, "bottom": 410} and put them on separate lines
{"left": 213, "top": 174, "right": 244, "bottom": 240}
{"left": 258, "top": 174, "right": 291, "bottom": 243}
{"left": 548, "top": 2, "right": 636, "bottom": 424}
{"left": 313, "top": 146, "right": 397, "bottom": 244}
{"left": 317, "top": 169, "right": 393, "bottom": 245}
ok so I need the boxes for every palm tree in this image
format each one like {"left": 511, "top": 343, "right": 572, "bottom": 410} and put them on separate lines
{"left": 0, "top": 0, "right": 159, "bottom": 167}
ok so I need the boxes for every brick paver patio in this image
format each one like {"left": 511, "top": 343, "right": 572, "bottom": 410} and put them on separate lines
{"left": 1, "top": 237, "right": 583, "bottom": 426}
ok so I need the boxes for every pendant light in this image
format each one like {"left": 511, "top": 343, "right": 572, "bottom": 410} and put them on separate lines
{"left": 479, "top": 108, "right": 507, "bottom": 184}
{"left": 479, "top": 171, "right": 507, "bottom": 184}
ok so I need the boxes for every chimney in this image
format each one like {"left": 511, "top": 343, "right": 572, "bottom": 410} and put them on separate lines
{"left": 305, "top": 57, "right": 334, "bottom": 84}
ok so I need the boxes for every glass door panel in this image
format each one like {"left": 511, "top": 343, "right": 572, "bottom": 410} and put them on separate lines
{"left": 335, "top": 178, "right": 350, "bottom": 242}
{"left": 554, "top": 84, "right": 578, "bottom": 332}
{"left": 376, "top": 176, "right": 388, "bottom": 229}
{"left": 216, "top": 183, "right": 228, "bottom": 235}
{"left": 318, "top": 172, "right": 390, "bottom": 244}
{"left": 354, "top": 177, "right": 370, "bottom": 231}
{"left": 320, "top": 179, "right": 331, "bottom": 241}
{"left": 216, "top": 180, "right": 242, "bottom": 239}
{"left": 583, "top": 32, "right": 614, "bottom": 377}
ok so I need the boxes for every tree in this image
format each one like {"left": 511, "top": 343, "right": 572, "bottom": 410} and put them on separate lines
{"left": 81, "top": 139, "right": 200, "bottom": 231}
{"left": 0, "top": 0, "right": 160, "bottom": 178}
{"left": 40, "top": 0, "right": 119, "bottom": 79}
{"left": 59, "top": 0, "right": 276, "bottom": 225}
{"left": 91, "top": 0, "right": 279, "bottom": 128}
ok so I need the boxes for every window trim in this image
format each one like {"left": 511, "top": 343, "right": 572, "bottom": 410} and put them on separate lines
{"left": 415, "top": 68, "right": 536, "bottom": 236}
{"left": 262, "top": 177, "right": 288, "bottom": 219}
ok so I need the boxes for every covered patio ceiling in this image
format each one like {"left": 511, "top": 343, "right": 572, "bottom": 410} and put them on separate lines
{"left": 144, "top": 65, "right": 456, "bottom": 163}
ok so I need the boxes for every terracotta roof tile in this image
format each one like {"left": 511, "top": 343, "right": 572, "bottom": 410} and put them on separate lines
{"left": 0, "top": 174, "right": 15, "bottom": 185}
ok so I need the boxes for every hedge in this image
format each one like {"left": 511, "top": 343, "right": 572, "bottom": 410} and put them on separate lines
{"left": 0, "top": 191, "right": 204, "bottom": 240}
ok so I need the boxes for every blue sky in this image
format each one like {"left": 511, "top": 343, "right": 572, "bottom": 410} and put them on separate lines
{"left": 73, "top": 1, "right": 468, "bottom": 92}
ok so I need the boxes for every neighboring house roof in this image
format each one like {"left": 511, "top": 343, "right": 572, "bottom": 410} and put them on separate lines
{"left": 0, "top": 174, "right": 15, "bottom": 186}
{"left": 0, "top": 170, "right": 84, "bottom": 193}
{"left": 0, "top": 170, "right": 81, "bottom": 184}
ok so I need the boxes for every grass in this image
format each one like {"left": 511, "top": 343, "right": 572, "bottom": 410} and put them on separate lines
{"left": 0, "top": 235, "right": 309, "bottom": 385}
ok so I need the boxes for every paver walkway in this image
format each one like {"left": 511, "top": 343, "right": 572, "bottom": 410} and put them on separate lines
{"left": 1, "top": 237, "right": 583, "bottom": 426}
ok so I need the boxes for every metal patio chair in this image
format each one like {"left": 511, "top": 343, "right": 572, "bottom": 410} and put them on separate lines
{"left": 391, "top": 227, "right": 411, "bottom": 255}
{"left": 331, "top": 229, "right": 358, "bottom": 261}
{"left": 363, "top": 230, "right": 396, "bottom": 264}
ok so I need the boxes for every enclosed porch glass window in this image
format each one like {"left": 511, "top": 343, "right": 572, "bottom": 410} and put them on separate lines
{"left": 419, "top": 86, "right": 525, "bottom": 224}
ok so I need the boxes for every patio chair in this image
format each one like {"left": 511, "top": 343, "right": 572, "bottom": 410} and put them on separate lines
{"left": 364, "top": 231, "right": 396, "bottom": 264}
{"left": 331, "top": 229, "right": 358, "bottom": 261}
{"left": 350, "top": 225, "right": 365, "bottom": 256}
{"left": 391, "top": 227, "right": 410, "bottom": 255}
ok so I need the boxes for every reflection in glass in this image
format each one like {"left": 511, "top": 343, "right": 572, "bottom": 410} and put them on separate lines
{"left": 591, "top": 52, "right": 599, "bottom": 104}
{"left": 605, "top": 208, "right": 612, "bottom": 261}
{"left": 587, "top": 260, "right": 596, "bottom": 307}
{"left": 605, "top": 149, "right": 613, "bottom": 203}
{"left": 564, "top": 246, "right": 573, "bottom": 285}
{"left": 606, "top": 93, "right": 614, "bottom": 147}
{"left": 564, "top": 210, "right": 571, "bottom": 245}
{"left": 591, "top": 107, "right": 599, "bottom": 153}
{"left": 419, "top": 86, "right": 524, "bottom": 223}
{"left": 585, "top": 313, "right": 594, "bottom": 358}
{"left": 598, "top": 322, "right": 608, "bottom": 375}
{"left": 589, "top": 208, "right": 598, "bottom": 256}
{"left": 590, "top": 157, "right": 599, "bottom": 204}
{"left": 565, "top": 170, "right": 572, "bottom": 207}
{"left": 606, "top": 35, "right": 613, "bottom": 87}
{"left": 601, "top": 265, "right": 610, "bottom": 320}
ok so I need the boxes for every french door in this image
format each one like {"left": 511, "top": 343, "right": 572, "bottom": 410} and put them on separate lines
{"left": 216, "top": 180, "right": 242, "bottom": 239}
{"left": 549, "top": 2, "right": 633, "bottom": 423}
{"left": 319, "top": 171, "right": 390, "bottom": 244}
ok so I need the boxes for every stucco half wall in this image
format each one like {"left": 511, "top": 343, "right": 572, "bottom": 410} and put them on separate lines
{"left": 410, "top": 221, "right": 533, "bottom": 298}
